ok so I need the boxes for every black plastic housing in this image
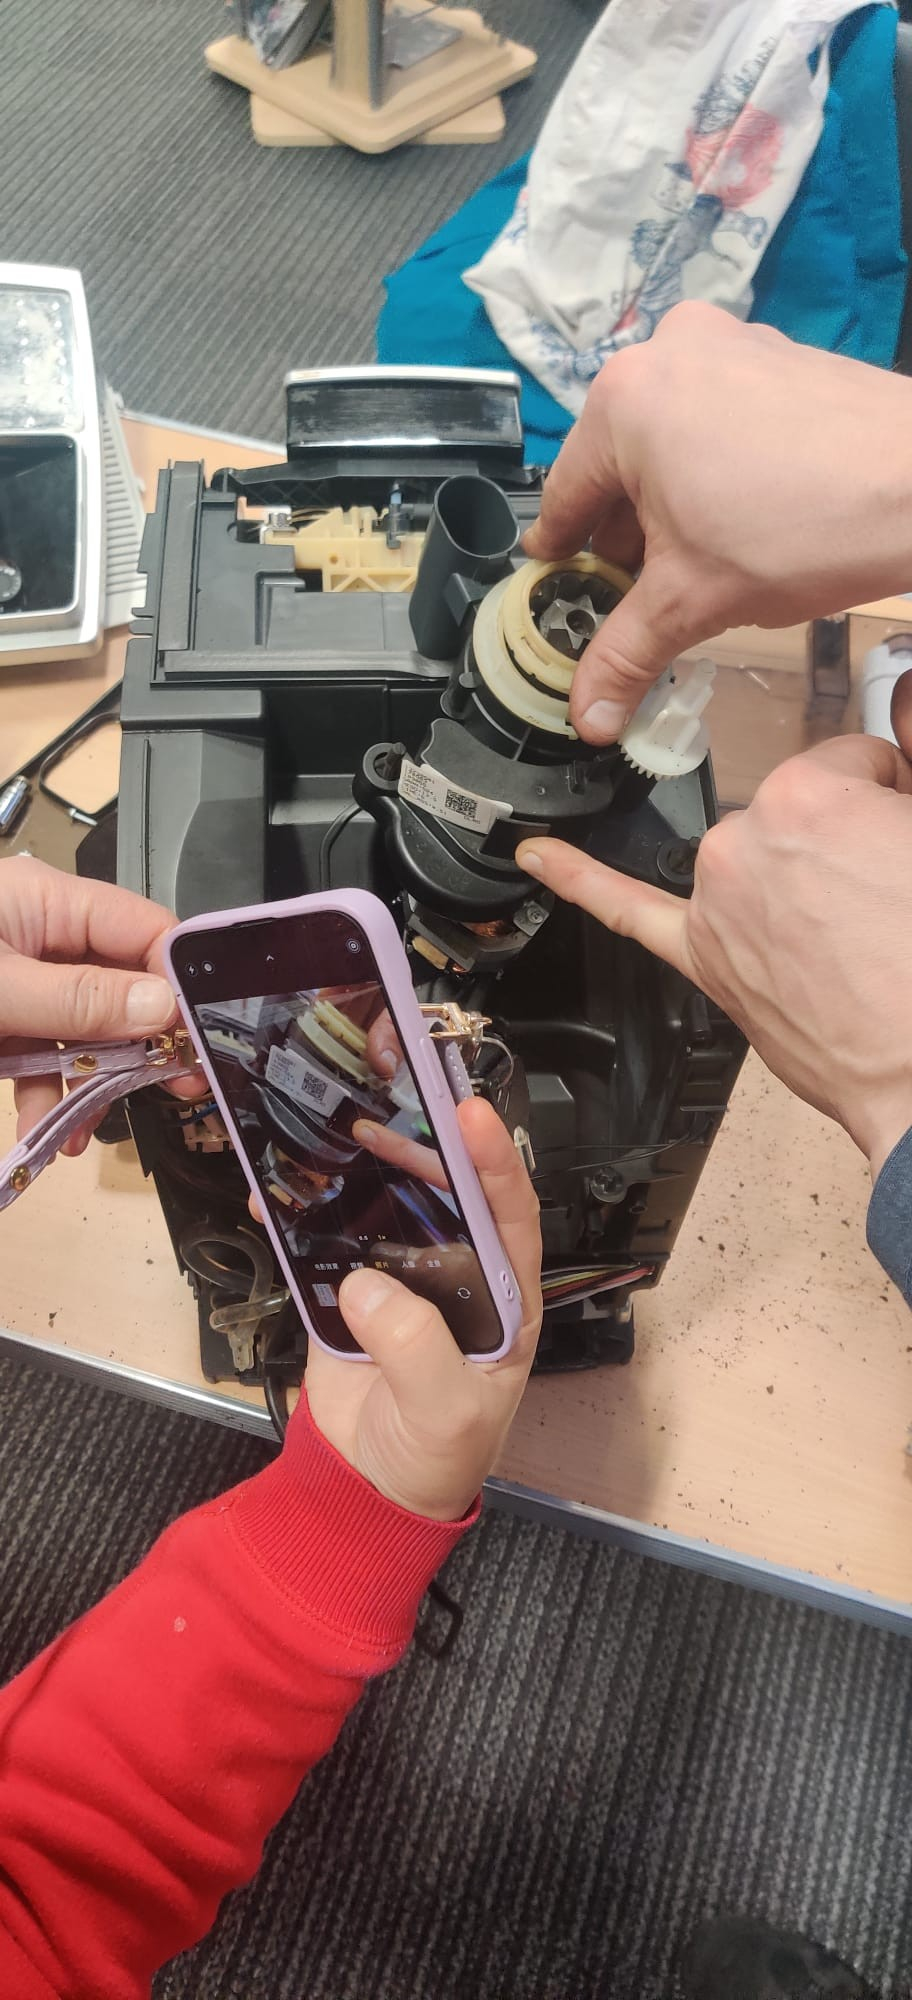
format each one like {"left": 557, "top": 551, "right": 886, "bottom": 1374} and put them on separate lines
{"left": 117, "top": 456, "right": 746, "bottom": 1382}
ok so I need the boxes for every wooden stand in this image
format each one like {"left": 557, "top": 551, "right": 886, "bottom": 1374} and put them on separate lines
{"left": 249, "top": 84, "right": 505, "bottom": 147}
{"left": 205, "top": 0, "right": 535, "bottom": 155}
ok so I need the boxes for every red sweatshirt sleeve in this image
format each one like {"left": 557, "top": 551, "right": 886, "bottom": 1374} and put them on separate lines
{"left": 0, "top": 1395, "right": 475, "bottom": 2000}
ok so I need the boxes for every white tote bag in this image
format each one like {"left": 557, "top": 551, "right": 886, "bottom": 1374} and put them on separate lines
{"left": 465, "top": 0, "right": 884, "bottom": 416}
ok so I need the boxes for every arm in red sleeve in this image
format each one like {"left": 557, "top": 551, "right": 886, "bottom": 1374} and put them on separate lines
{"left": 0, "top": 1394, "right": 475, "bottom": 2000}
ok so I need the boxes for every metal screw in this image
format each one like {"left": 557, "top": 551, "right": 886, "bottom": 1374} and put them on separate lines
{"left": 515, "top": 900, "right": 548, "bottom": 934}
{"left": 10, "top": 1165, "right": 30, "bottom": 1193}
{"left": 656, "top": 836, "right": 700, "bottom": 888}
{"left": 72, "top": 1052, "right": 98, "bottom": 1074}
{"left": 590, "top": 1166, "right": 624, "bottom": 1202}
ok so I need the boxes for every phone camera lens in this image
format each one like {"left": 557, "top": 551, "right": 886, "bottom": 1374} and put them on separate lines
{"left": 345, "top": 938, "right": 361, "bottom": 955}
{"left": 202, "top": 960, "right": 215, "bottom": 976}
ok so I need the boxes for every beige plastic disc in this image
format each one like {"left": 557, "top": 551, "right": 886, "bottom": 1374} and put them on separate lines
{"left": 473, "top": 554, "right": 633, "bottom": 737}
{"left": 296, "top": 1006, "right": 371, "bottom": 1084}
{"left": 312, "top": 997, "right": 368, "bottom": 1056}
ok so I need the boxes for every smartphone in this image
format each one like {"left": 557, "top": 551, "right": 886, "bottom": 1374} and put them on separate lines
{"left": 165, "top": 890, "right": 522, "bottom": 1362}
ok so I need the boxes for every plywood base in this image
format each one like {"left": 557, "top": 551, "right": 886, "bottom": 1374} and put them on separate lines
{"left": 205, "top": 29, "right": 535, "bottom": 153}
{"left": 250, "top": 86, "right": 504, "bottom": 146}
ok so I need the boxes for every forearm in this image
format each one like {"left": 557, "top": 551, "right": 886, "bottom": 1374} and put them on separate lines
{"left": 792, "top": 380, "right": 912, "bottom": 616}
{"left": 0, "top": 1397, "right": 472, "bottom": 2000}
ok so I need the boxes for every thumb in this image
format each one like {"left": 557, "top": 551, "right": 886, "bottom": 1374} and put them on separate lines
{"left": 517, "top": 838, "right": 694, "bottom": 978}
{"left": 568, "top": 563, "right": 705, "bottom": 744}
{"left": 338, "top": 1267, "right": 464, "bottom": 1418}
{"left": 1, "top": 954, "right": 176, "bottom": 1042}
{"left": 892, "top": 666, "right": 912, "bottom": 766}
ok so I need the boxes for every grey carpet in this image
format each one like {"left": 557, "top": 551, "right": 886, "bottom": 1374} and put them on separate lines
{"left": 1, "top": 0, "right": 602, "bottom": 441}
{"left": 2, "top": 1353, "right": 912, "bottom": 2000}
{"left": 4, "top": 4, "right": 912, "bottom": 1996}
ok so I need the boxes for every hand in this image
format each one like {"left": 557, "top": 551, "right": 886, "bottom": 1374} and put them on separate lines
{"left": 365, "top": 1007, "right": 400, "bottom": 1080}
{"left": 352, "top": 1115, "right": 449, "bottom": 1191}
{"left": 518, "top": 698, "right": 912, "bottom": 1183}
{"left": 306, "top": 1098, "right": 542, "bottom": 1522}
{"left": 0, "top": 857, "right": 184, "bottom": 1152}
{"left": 358, "top": 1007, "right": 449, "bottom": 1183}
{"left": 524, "top": 303, "right": 912, "bottom": 743}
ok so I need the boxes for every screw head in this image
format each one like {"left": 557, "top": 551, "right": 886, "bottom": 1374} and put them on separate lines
{"left": 656, "top": 836, "right": 700, "bottom": 887}
{"left": 10, "top": 1164, "right": 30, "bottom": 1193}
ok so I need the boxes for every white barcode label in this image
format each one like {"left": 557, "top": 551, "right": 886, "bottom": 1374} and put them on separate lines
{"left": 398, "top": 759, "right": 512, "bottom": 836}
{"left": 313, "top": 1282, "right": 338, "bottom": 1309}
{"left": 266, "top": 1043, "right": 346, "bottom": 1117}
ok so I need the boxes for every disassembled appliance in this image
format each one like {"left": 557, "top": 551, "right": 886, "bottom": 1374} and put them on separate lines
{"left": 112, "top": 366, "right": 744, "bottom": 1393}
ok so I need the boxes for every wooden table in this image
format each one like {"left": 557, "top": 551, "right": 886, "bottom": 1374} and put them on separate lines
{"left": 2, "top": 415, "right": 911, "bottom": 1631}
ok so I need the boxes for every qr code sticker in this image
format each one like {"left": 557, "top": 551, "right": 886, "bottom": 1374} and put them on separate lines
{"left": 444, "top": 788, "right": 478, "bottom": 822}
{"left": 299, "top": 1069, "right": 328, "bottom": 1106}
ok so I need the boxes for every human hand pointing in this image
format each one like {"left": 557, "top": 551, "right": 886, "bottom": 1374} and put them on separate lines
{"left": 518, "top": 689, "right": 912, "bottom": 1182}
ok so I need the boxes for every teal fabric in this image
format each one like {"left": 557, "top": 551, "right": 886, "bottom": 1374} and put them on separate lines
{"left": 377, "top": 4, "right": 906, "bottom": 461}
{"left": 750, "top": 4, "right": 906, "bottom": 365}
{"left": 378, "top": 154, "right": 568, "bottom": 461}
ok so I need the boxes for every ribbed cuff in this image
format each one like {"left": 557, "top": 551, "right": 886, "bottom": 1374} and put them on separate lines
{"left": 226, "top": 1394, "right": 479, "bottom": 1659}
{"left": 867, "top": 1123, "right": 912, "bottom": 1309}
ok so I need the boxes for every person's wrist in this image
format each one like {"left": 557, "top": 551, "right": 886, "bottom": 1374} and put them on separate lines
{"left": 340, "top": 1429, "right": 479, "bottom": 1525}
{"left": 228, "top": 1393, "right": 477, "bottom": 1654}
{"left": 853, "top": 1080, "right": 912, "bottom": 1185}
{"left": 302, "top": 1384, "right": 480, "bottom": 1525}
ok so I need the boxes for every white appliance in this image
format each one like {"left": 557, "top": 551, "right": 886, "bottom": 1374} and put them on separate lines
{"left": 0, "top": 263, "right": 144, "bottom": 667}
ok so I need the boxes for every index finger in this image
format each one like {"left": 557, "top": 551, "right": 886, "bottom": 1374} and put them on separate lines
{"left": 353, "top": 1116, "right": 450, "bottom": 1191}
{"left": 456, "top": 1097, "right": 541, "bottom": 1329}
{"left": 523, "top": 394, "right": 630, "bottom": 563}
{"left": 517, "top": 840, "right": 694, "bottom": 979}
{"left": 1, "top": 858, "right": 175, "bottom": 970}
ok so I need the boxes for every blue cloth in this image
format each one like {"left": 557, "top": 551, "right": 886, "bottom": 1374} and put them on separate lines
{"left": 378, "top": 154, "right": 569, "bottom": 462}
{"left": 377, "top": 5, "right": 906, "bottom": 462}
{"left": 867, "top": 1125, "right": 912, "bottom": 1310}
{"left": 751, "top": 5, "right": 906, "bottom": 366}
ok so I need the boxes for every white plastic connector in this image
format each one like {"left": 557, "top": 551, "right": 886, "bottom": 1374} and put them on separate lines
{"left": 861, "top": 634, "right": 912, "bottom": 746}
{"left": 620, "top": 658, "right": 716, "bottom": 779}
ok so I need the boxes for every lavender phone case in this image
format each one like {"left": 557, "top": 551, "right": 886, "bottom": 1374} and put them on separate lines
{"left": 165, "top": 889, "right": 522, "bottom": 1363}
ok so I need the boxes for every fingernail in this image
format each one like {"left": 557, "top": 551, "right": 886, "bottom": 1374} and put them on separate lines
{"left": 354, "top": 1120, "right": 380, "bottom": 1149}
{"left": 518, "top": 848, "right": 544, "bottom": 879}
{"left": 579, "top": 699, "right": 629, "bottom": 742}
{"left": 343, "top": 1271, "right": 393, "bottom": 1317}
{"left": 377, "top": 1050, "right": 397, "bottom": 1077}
{"left": 126, "top": 976, "right": 174, "bottom": 1028}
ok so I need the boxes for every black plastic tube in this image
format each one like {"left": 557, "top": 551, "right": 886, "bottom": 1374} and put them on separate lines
{"left": 409, "top": 473, "right": 519, "bottom": 660}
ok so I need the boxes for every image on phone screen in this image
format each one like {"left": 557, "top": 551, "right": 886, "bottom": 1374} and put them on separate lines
{"left": 178, "top": 915, "right": 505, "bottom": 1357}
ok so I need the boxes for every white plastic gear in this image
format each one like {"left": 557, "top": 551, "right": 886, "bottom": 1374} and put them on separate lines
{"left": 619, "top": 658, "right": 716, "bottom": 779}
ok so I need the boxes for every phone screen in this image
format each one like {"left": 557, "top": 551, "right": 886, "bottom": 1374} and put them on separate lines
{"left": 171, "top": 909, "right": 506, "bottom": 1357}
